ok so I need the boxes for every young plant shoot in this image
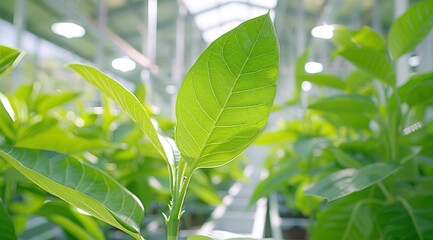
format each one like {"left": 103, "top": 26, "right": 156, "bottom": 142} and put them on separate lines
{"left": 0, "top": 12, "right": 279, "bottom": 240}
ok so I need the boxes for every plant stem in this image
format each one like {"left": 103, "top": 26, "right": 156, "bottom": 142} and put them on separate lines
{"left": 3, "top": 179, "right": 16, "bottom": 207}
{"left": 378, "top": 182, "right": 393, "bottom": 203}
{"left": 166, "top": 169, "right": 193, "bottom": 240}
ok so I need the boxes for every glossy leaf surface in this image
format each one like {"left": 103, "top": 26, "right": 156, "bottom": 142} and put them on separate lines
{"left": 0, "top": 198, "right": 17, "bottom": 240}
{"left": 303, "top": 162, "right": 401, "bottom": 201}
{"left": 68, "top": 64, "right": 167, "bottom": 162}
{"left": 302, "top": 74, "right": 345, "bottom": 90}
{"left": 398, "top": 71, "right": 433, "bottom": 107}
{"left": 37, "top": 200, "right": 105, "bottom": 240}
{"left": 312, "top": 195, "right": 376, "bottom": 240}
{"left": 337, "top": 46, "right": 395, "bottom": 84}
{"left": 389, "top": 0, "right": 433, "bottom": 60}
{"left": 175, "top": 13, "right": 279, "bottom": 169}
{"left": 0, "top": 147, "right": 144, "bottom": 239}
{"left": 15, "top": 127, "right": 108, "bottom": 153}
{"left": 380, "top": 196, "right": 433, "bottom": 239}
{"left": 250, "top": 165, "right": 300, "bottom": 204}
{"left": 308, "top": 94, "right": 376, "bottom": 114}
{"left": 0, "top": 45, "right": 24, "bottom": 79}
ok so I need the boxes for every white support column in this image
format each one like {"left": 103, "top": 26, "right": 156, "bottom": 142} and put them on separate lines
{"left": 394, "top": 0, "right": 409, "bottom": 86}
{"left": 12, "top": 0, "right": 26, "bottom": 89}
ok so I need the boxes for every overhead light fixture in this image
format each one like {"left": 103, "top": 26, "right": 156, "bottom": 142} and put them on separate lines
{"left": 311, "top": 24, "right": 334, "bottom": 39}
{"left": 301, "top": 81, "right": 312, "bottom": 92}
{"left": 408, "top": 55, "right": 420, "bottom": 67}
{"left": 165, "top": 85, "right": 177, "bottom": 95}
{"left": 305, "top": 61, "right": 323, "bottom": 74}
{"left": 51, "top": 22, "right": 86, "bottom": 39}
{"left": 112, "top": 57, "right": 136, "bottom": 72}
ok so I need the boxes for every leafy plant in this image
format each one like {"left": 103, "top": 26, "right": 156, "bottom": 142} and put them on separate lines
{"left": 0, "top": 12, "right": 279, "bottom": 240}
{"left": 253, "top": 1, "right": 433, "bottom": 239}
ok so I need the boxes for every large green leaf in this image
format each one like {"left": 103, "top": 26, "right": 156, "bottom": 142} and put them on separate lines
{"left": 398, "top": 71, "right": 433, "bottom": 107}
{"left": 308, "top": 94, "right": 376, "bottom": 114}
{"left": 312, "top": 195, "right": 378, "bottom": 240}
{"left": 37, "top": 200, "right": 105, "bottom": 240}
{"left": 0, "top": 198, "right": 17, "bottom": 240}
{"left": 388, "top": 0, "right": 433, "bottom": 60}
{"left": 175, "top": 13, "right": 279, "bottom": 169}
{"left": 303, "top": 162, "right": 401, "bottom": 201}
{"left": 332, "top": 26, "right": 386, "bottom": 52}
{"left": 68, "top": 64, "right": 168, "bottom": 162}
{"left": 189, "top": 171, "right": 222, "bottom": 205}
{"left": 345, "top": 70, "right": 372, "bottom": 93}
{"left": 255, "top": 129, "right": 297, "bottom": 145}
{"left": 33, "top": 92, "right": 80, "bottom": 114}
{"left": 302, "top": 73, "right": 345, "bottom": 90}
{"left": 0, "top": 147, "right": 144, "bottom": 239}
{"left": 330, "top": 148, "right": 362, "bottom": 169}
{"left": 250, "top": 165, "right": 301, "bottom": 204}
{"left": 380, "top": 196, "right": 433, "bottom": 239}
{"left": 337, "top": 45, "right": 395, "bottom": 84}
{"left": 0, "top": 45, "right": 24, "bottom": 79}
{"left": 15, "top": 127, "right": 109, "bottom": 153}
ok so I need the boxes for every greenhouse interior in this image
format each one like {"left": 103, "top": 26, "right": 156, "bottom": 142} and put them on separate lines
{"left": 1, "top": 0, "right": 433, "bottom": 239}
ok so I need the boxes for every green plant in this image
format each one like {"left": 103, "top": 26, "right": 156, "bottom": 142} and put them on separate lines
{"left": 253, "top": 1, "right": 433, "bottom": 239}
{"left": 0, "top": 12, "right": 279, "bottom": 240}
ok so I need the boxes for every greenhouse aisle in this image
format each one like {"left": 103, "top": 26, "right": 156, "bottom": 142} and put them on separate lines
{"left": 195, "top": 146, "right": 269, "bottom": 238}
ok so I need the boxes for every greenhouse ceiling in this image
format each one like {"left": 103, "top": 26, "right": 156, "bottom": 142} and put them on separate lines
{"left": 0, "top": 0, "right": 394, "bottom": 83}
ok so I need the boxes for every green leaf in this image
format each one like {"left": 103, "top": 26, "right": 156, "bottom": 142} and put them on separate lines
{"left": 0, "top": 93, "right": 15, "bottom": 141}
{"left": 398, "top": 71, "right": 433, "bottom": 107}
{"left": 68, "top": 64, "right": 168, "bottom": 162}
{"left": 255, "top": 130, "right": 296, "bottom": 145}
{"left": 308, "top": 94, "right": 376, "bottom": 114}
{"left": 332, "top": 26, "right": 386, "bottom": 52}
{"left": 0, "top": 45, "right": 24, "bottom": 79}
{"left": 330, "top": 148, "right": 362, "bottom": 168}
{"left": 15, "top": 127, "right": 109, "bottom": 153}
{"left": 0, "top": 198, "right": 17, "bottom": 240}
{"left": 302, "top": 73, "right": 345, "bottom": 90}
{"left": 312, "top": 195, "right": 377, "bottom": 240}
{"left": 33, "top": 92, "right": 80, "bottom": 114}
{"left": 388, "top": 0, "right": 433, "bottom": 60}
{"left": 0, "top": 147, "right": 144, "bottom": 239}
{"left": 303, "top": 162, "right": 401, "bottom": 201}
{"left": 345, "top": 70, "right": 372, "bottom": 93}
{"left": 337, "top": 45, "right": 395, "bottom": 84}
{"left": 175, "top": 13, "right": 279, "bottom": 169}
{"left": 380, "top": 196, "right": 433, "bottom": 239}
{"left": 322, "top": 113, "right": 371, "bottom": 130}
{"left": 37, "top": 200, "right": 105, "bottom": 240}
{"left": 189, "top": 171, "right": 222, "bottom": 206}
{"left": 250, "top": 165, "right": 300, "bottom": 204}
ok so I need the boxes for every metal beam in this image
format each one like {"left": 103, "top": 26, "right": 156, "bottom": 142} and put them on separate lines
{"left": 41, "top": 0, "right": 159, "bottom": 73}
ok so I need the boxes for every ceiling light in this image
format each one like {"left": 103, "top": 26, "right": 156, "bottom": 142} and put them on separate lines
{"left": 111, "top": 57, "right": 136, "bottom": 72}
{"left": 202, "top": 20, "right": 243, "bottom": 43}
{"left": 301, "top": 81, "right": 312, "bottom": 92}
{"left": 182, "top": 0, "right": 218, "bottom": 14}
{"left": 408, "top": 55, "right": 420, "bottom": 67}
{"left": 165, "top": 85, "right": 177, "bottom": 95}
{"left": 305, "top": 61, "right": 323, "bottom": 74}
{"left": 311, "top": 24, "right": 334, "bottom": 39}
{"left": 51, "top": 22, "right": 86, "bottom": 39}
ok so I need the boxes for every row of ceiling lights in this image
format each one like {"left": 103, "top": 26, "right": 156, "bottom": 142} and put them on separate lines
{"left": 50, "top": 16, "right": 420, "bottom": 78}
{"left": 50, "top": 22, "right": 136, "bottom": 72}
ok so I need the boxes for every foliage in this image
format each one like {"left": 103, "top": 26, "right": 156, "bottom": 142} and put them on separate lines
{"left": 0, "top": 12, "right": 279, "bottom": 240}
{"left": 253, "top": 1, "right": 433, "bottom": 239}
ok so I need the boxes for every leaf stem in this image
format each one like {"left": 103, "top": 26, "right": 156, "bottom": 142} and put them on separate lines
{"left": 378, "top": 182, "right": 393, "bottom": 203}
{"left": 166, "top": 167, "right": 193, "bottom": 240}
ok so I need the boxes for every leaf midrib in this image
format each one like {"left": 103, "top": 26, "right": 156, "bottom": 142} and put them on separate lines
{"left": 190, "top": 18, "right": 268, "bottom": 169}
